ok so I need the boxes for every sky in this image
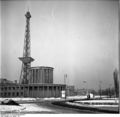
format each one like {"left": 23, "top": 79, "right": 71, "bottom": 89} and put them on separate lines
{"left": 0, "top": 0, "right": 119, "bottom": 90}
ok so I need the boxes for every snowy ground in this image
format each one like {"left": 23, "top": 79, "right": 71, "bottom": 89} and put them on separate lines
{"left": 0, "top": 96, "right": 119, "bottom": 113}
{"left": 67, "top": 95, "right": 87, "bottom": 99}
{"left": 66, "top": 102, "right": 119, "bottom": 107}
{"left": 0, "top": 103, "right": 53, "bottom": 113}
{"left": 21, "top": 103, "right": 52, "bottom": 112}
{"left": 0, "top": 95, "right": 111, "bottom": 102}
{"left": 0, "top": 98, "right": 36, "bottom": 102}
{"left": 75, "top": 99, "right": 119, "bottom": 104}
{"left": 0, "top": 97, "right": 57, "bottom": 113}
{"left": 0, "top": 105, "right": 25, "bottom": 112}
{"left": 67, "top": 98, "right": 119, "bottom": 107}
{"left": 0, "top": 97, "right": 63, "bottom": 103}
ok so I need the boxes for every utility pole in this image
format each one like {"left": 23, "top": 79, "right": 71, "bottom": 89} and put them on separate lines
{"left": 99, "top": 81, "right": 102, "bottom": 99}
{"left": 64, "top": 74, "right": 67, "bottom": 99}
{"left": 109, "top": 84, "right": 112, "bottom": 98}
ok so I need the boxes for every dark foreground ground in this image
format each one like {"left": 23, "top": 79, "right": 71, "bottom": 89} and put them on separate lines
{"left": 37, "top": 101, "right": 98, "bottom": 114}
{"left": 38, "top": 101, "right": 119, "bottom": 114}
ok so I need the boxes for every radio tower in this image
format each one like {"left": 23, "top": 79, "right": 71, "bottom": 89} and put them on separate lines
{"left": 19, "top": 11, "right": 34, "bottom": 84}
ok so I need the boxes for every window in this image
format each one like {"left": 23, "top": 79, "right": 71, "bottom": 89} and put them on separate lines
{"left": 5, "top": 87, "right": 7, "bottom": 90}
{"left": 4, "top": 92, "right": 7, "bottom": 96}
{"left": 17, "top": 92, "right": 19, "bottom": 96}
{"left": 1, "top": 88, "right": 3, "bottom": 91}
{"left": 21, "top": 92, "right": 23, "bottom": 96}
{"left": 12, "top": 92, "right": 15, "bottom": 96}
{"left": 8, "top": 92, "right": 11, "bottom": 96}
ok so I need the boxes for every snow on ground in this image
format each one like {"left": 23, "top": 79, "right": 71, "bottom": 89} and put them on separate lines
{"left": 0, "top": 103, "right": 52, "bottom": 112}
{"left": 42, "top": 97, "right": 62, "bottom": 101}
{"left": 67, "top": 98, "right": 119, "bottom": 108}
{"left": 0, "top": 105, "right": 25, "bottom": 112}
{"left": 21, "top": 103, "right": 52, "bottom": 112}
{"left": 67, "top": 95, "right": 87, "bottom": 99}
{"left": 0, "top": 96, "right": 118, "bottom": 102}
{"left": 66, "top": 101, "right": 119, "bottom": 107}
{"left": 67, "top": 95, "right": 109, "bottom": 100}
{"left": 75, "top": 99, "right": 119, "bottom": 104}
{"left": 0, "top": 98, "right": 36, "bottom": 102}
{"left": 94, "top": 95, "right": 108, "bottom": 98}
{"left": 0, "top": 97, "right": 63, "bottom": 103}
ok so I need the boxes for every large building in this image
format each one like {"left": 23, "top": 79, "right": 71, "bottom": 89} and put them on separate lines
{"left": 0, "top": 82, "right": 65, "bottom": 98}
{"left": 0, "top": 11, "right": 66, "bottom": 98}
{"left": 0, "top": 65, "right": 65, "bottom": 98}
{"left": 0, "top": 66, "right": 65, "bottom": 98}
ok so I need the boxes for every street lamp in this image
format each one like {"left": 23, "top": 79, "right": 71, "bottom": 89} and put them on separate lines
{"left": 99, "top": 81, "right": 102, "bottom": 99}
{"left": 64, "top": 74, "right": 67, "bottom": 99}
{"left": 109, "top": 84, "right": 112, "bottom": 98}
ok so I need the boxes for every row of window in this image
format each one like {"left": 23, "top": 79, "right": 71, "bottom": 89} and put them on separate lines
{"left": 29, "top": 86, "right": 64, "bottom": 91}
{"left": 0, "top": 86, "right": 64, "bottom": 91}
{"left": 0, "top": 92, "right": 23, "bottom": 97}
{"left": 0, "top": 87, "right": 23, "bottom": 91}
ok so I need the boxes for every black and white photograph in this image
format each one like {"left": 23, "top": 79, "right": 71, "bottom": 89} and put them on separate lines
{"left": 0, "top": 0, "right": 119, "bottom": 116}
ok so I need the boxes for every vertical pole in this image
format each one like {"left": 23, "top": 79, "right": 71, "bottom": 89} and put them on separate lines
{"left": 64, "top": 74, "right": 67, "bottom": 99}
{"left": 99, "top": 81, "right": 102, "bottom": 99}
{"left": 118, "top": 4, "right": 120, "bottom": 113}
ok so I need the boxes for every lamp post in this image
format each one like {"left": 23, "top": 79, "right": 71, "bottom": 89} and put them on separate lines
{"left": 99, "top": 81, "right": 102, "bottom": 99}
{"left": 64, "top": 74, "right": 67, "bottom": 99}
{"left": 109, "top": 84, "right": 112, "bottom": 98}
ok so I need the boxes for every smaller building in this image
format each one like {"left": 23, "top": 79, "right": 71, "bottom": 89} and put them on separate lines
{"left": 66, "top": 85, "right": 75, "bottom": 96}
{"left": 0, "top": 78, "right": 13, "bottom": 84}
{"left": 75, "top": 88, "right": 87, "bottom": 95}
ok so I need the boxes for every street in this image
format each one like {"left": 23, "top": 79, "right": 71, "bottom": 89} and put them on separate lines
{"left": 36, "top": 101, "right": 103, "bottom": 114}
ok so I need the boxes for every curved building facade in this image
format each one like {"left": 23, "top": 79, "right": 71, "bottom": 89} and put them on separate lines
{"left": 29, "top": 66, "right": 53, "bottom": 84}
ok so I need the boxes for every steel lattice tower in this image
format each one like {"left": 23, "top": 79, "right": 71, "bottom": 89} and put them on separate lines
{"left": 19, "top": 11, "right": 34, "bottom": 84}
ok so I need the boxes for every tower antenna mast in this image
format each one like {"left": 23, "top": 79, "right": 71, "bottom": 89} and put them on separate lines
{"left": 19, "top": 11, "right": 34, "bottom": 84}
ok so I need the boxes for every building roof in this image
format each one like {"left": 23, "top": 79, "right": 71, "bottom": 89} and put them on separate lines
{"left": 31, "top": 66, "right": 54, "bottom": 70}
{"left": 0, "top": 83, "right": 65, "bottom": 87}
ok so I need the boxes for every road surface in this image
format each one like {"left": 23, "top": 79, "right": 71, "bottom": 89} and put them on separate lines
{"left": 36, "top": 101, "right": 104, "bottom": 113}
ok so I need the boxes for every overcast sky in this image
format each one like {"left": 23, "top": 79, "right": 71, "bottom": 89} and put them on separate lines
{"left": 1, "top": 0, "right": 119, "bottom": 90}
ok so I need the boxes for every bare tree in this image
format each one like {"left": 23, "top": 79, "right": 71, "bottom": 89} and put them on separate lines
{"left": 113, "top": 69, "right": 119, "bottom": 97}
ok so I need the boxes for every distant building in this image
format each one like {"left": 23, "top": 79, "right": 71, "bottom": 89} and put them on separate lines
{"left": 0, "top": 78, "right": 13, "bottom": 84}
{"left": 75, "top": 88, "right": 87, "bottom": 95}
{"left": 66, "top": 85, "right": 75, "bottom": 96}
